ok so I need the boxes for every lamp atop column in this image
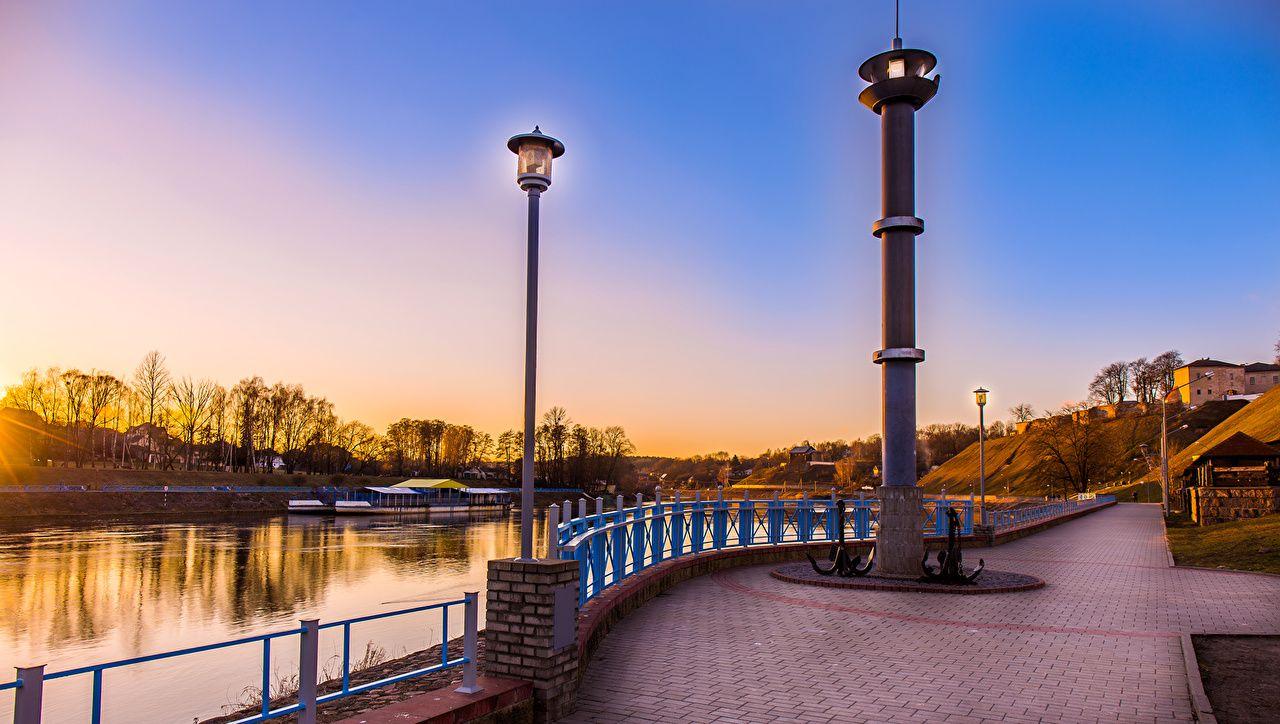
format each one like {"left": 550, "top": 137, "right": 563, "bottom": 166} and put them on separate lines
{"left": 973, "top": 387, "right": 989, "bottom": 407}
{"left": 857, "top": 46, "right": 939, "bottom": 113}
{"left": 507, "top": 126, "right": 566, "bottom": 191}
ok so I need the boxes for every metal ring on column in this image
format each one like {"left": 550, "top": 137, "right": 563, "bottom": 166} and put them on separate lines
{"left": 872, "top": 347, "right": 925, "bottom": 364}
{"left": 871, "top": 216, "right": 924, "bottom": 237}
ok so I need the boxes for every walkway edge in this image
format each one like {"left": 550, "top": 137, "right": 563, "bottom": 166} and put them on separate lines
{"left": 1179, "top": 633, "right": 1218, "bottom": 723}
{"left": 1160, "top": 512, "right": 1177, "bottom": 568}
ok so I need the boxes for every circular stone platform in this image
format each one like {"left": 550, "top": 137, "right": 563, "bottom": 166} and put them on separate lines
{"left": 770, "top": 562, "right": 1045, "bottom": 594}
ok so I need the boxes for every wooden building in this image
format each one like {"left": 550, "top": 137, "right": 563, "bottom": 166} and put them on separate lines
{"left": 1185, "top": 432, "right": 1280, "bottom": 525}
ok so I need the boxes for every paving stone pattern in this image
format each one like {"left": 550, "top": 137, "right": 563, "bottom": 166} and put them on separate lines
{"left": 566, "top": 505, "right": 1280, "bottom": 723}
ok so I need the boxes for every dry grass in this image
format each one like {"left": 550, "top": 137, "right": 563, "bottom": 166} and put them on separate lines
{"left": 1165, "top": 386, "right": 1280, "bottom": 481}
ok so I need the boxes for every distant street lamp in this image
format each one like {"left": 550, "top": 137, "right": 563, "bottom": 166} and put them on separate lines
{"left": 973, "top": 387, "right": 989, "bottom": 526}
{"left": 1159, "top": 371, "right": 1213, "bottom": 516}
{"left": 508, "top": 127, "right": 565, "bottom": 561}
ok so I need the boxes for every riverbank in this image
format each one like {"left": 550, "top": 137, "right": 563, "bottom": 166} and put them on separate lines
{"left": 202, "top": 633, "right": 488, "bottom": 724}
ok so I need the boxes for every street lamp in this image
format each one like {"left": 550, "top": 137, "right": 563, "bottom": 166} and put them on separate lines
{"left": 1159, "top": 370, "right": 1212, "bottom": 516}
{"left": 973, "top": 387, "right": 989, "bottom": 526}
{"left": 508, "top": 126, "right": 565, "bottom": 561}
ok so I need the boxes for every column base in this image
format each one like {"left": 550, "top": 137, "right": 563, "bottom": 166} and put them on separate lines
{"left": 874, "top": 485, "right": 924, "bottom": 579}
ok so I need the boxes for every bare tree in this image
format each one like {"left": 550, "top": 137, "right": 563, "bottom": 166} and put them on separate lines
{"left": 1009, "top": 403, "right": 1036, "bottom": 423}
{"left": 1151, "top": 350, "right": 1184, "bottom": 401}
{"left": 230, "top": 376, "right": 265, "bottom": 471}
{"left": 60, "top": 370, "right": 90, "bottom": 466}
{"left": 132, "top": 352, "right": 171, "bottom": 469}
{"left": 1128, "top": 358, "right": 1160, "bottom": 404}
{"left": 1031, "top": 403, "right": 1115, "bottom": 495}
{"left": 1088, "top": 361, "right": 1129, "bottom": 404}
{"left": 601, "top": 425, "right": 635, "bottom": 487}
{"left": 85, "top": 372, "right": 121, "bottom": 467}
{"left": 170, "top": 377, "right": 215, "bottom": 470}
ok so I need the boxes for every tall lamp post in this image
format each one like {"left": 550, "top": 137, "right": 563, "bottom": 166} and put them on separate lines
{"left": 1160, "top": 371, "right": 1212, "bottom": 515}
{"left": 973, "top": 387, "right": 989, "bottom": 526}
{"left": 858, "top": 33, "right": 939, "bottom": 577}
{"left": 508, "top": 127, "right": 565, "bottom": 561}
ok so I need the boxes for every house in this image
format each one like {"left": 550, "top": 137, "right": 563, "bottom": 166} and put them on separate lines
{"left": 1244, "top": 363, "right": 1280, "bottom": 395}
{"left": 789, "top": 444, "right": 817, "bottom": 467}
{"left": 1184, "top": 432, "right": 1280, "bottom": 525}
{"left": 1174, "top": 359, "right": 1280, "bottom": 406}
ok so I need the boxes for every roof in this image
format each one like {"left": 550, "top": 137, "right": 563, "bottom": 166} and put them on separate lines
{"left": 392, "top": 478, "right": 467, "bottom": 489}
{"left": 790, "top": 444, "right": 817, "bottom": 454}
{"left": 1197, "top": 432, "right": 1280, "bottom": 460}
{"left": 1244, "top": 362, "right": 1280, "bottom": 373}
{"left": 366, "top": 486, "right": 418, "bottom": 495}
{"left": 464, "top": 488, "right": 510, "bottom": 495}
{"left": 1183, "top": 359, "right": 1240, "bottom": 368}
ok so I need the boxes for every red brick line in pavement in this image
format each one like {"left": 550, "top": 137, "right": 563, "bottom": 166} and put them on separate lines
{"left": 711, "top": 569, "right": 1181, "bottom": 640}
{"left": 985, "top": 554, "right": 1280, "bottom": 575}
{"left": 980, "top": 555, "right": 1173, "bottom": 571}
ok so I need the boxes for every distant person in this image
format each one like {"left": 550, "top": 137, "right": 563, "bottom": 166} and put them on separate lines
{"left": 1132, "top": 491, "right": 1138, "bottom": 502}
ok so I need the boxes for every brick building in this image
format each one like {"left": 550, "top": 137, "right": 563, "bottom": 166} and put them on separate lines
{"left": 1174, "top": 358, "right": 1280, "bottom": 406}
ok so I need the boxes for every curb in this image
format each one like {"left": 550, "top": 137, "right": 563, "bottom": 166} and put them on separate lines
{"left": 1179, "top": 633, "right": 1217, "bottom": 723}
{"left": 1159, "top": 514, "right": 1177, "bottom": 568}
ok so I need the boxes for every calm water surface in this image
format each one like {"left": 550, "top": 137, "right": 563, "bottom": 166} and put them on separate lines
{"left": 0, "top": 511, "right": 546, "bottom": 723}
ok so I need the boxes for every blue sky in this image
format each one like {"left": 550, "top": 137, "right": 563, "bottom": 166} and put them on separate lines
{"left": 1, "top": 1, "right": 1277, "bottom": 455}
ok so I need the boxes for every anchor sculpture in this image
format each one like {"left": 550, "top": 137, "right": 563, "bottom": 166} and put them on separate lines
{"left": 921, "top": 506, "right": 984, "bottom": 583}
{"left": 807, "top": 499, "right": 874, "bottom": 577}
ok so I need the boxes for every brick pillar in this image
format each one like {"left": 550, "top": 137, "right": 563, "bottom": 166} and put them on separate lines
{"left": 485, "top": 558, "right": 579, "bottom": 722}
{"left": 874, "top": 485, "right": 924, "bottom": 578}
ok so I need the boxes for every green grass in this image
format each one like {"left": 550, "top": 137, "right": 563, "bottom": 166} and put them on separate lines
{"left": 1098, "top": 479, "right": 1164, "bottom": 504}
{"left": 1166, "top": 514, "right": 1280, "bottom": 576}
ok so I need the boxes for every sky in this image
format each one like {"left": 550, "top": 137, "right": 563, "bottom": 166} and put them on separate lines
{"left": 1, "top": 1, "right": 1277, "bottom": 457}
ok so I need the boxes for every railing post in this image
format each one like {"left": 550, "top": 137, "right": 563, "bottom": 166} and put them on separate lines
{"left": 737, "top": 493, "right": 752, "bottom": 547}
{"left": 298, "top": 619, "right": 319, "bottom": 724}
{"left": 691, "top": 491, "right": 705, "bottom": 553}
{"left": 767, "top": 492, "right": 782, "bottom": 544}
{"left": 712, "top": 487, "right": 727, "bottom": 549}
{"left": 14, "top": 665, "right": 44, "bottom": 724}
{"left": 632, "top": 493, "right": 645, "bottom": 570}
{"left": 456, "top": 592, "right": 482, "bottom": 694}
{"left": 577, "top": 498, "right": 587, "bottom": 528}
{"left": 590, "top": 498, "right": 606, "bottom": 598}
{"left": 546, "top": 504, "right": 561, "bottom": 558}
{"left": 671, "top": 492, "right": 685, "bottom": 558}
{"left": 651, "top": 488, "right": 666, "bottom": 563}
{"left": 612, "top": 495, "right": 626, "bottom": 583}
{"left": 798, "top": 493, "right": 811, "bottom": 542}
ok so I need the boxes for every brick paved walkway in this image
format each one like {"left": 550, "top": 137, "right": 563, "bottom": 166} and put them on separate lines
{"left": 566, "top": 505, "right": 1280, "bottom": 723}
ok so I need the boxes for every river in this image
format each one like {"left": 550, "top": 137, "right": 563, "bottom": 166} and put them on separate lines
{"left": 0, "top": 510, "right": 547, "bottom": 723}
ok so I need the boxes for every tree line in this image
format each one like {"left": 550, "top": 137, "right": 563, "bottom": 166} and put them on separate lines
{"left": 1, "top": 351, "right": 634, "bottom": 490}
{"left": 1086, "top": 350, "right": 1185, "bottom": 405}
{"left": 639, "top": 421, "right": 1011, "bottom": 489}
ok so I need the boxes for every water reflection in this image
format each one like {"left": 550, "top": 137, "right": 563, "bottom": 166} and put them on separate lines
{"left": 0, "top": 510, "right": 543, "bottom": 722}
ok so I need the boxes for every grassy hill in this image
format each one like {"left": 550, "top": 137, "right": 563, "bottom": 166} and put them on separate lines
{"left": 1162, "top": 385, "right": 1280, "bottom": 481}
{"left": 919, "top": 396, "right": 1268, "bottom": 497}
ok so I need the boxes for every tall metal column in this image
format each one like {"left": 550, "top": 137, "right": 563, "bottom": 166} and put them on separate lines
{"left": 521, "top": 188, "right": 541, "bottom": 560}
{"left": 858, "top": 37, "right": 939, "bottom": 577}
{"left": 507, "top": 127, "right": 564, "bottom": 562}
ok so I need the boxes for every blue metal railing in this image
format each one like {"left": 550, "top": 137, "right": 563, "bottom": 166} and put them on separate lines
{"left": 2, "top": 594, "right": 479, "bottom": 724}
{"left": 990, "top": 494, "right": 1115, "bottom": 530}
{"left": 552, "top": 492, "right": 974, "bottom": 606}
